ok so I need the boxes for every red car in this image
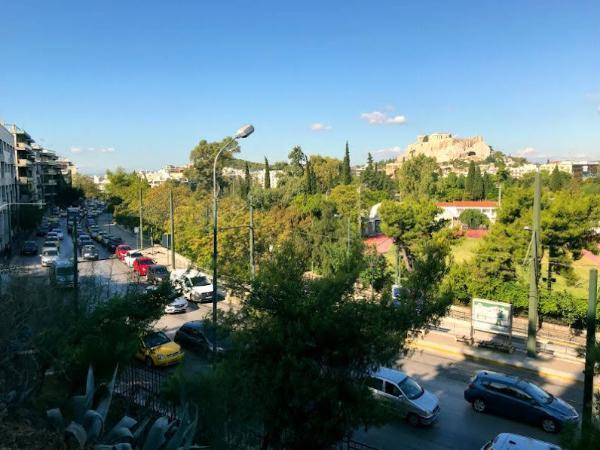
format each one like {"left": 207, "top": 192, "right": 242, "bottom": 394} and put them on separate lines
{"left": 115, "top": 244, "right": 132, "bottom": 260}
{"left": 133, "top": 257, "right": 155, "bottom": 276}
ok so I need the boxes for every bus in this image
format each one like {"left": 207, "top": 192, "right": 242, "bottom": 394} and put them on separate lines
{"left": 50, "top": 259, "right": 76, "bottom": 288}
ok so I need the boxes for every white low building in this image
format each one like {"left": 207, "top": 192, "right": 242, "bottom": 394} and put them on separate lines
{"left": 435, "top": 200, "right": 498, "bottom": 225}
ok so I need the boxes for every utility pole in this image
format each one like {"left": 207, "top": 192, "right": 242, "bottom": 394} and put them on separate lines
{"left": 138, "top": 188, "right": 143, "bottom": 250}
{"left": 249, "top": 198, "right": 255, "bottom": 278}
{"left": 169, "top": 189, "right": 175, "bottom": 269}
{"left": 346, "top": 217, "right": 351, "bottom": 257}
{"left": 357, "top": 185, "right": 362, "bottom": 237}
{"left": 583, "top": 268, "right": 598, "bottom": 429}
{"left": 395, "top": 243, "right": 401, "bottom": 285}
{"left": 498, "top": 184, "right": 502, "bottom": 207}
{"left": 527, "top": 169, "right": 541, "bottom": 357}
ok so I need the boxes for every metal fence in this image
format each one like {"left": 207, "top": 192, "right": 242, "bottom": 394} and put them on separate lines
{"left": 335, "top": 437, "right": 380, "bottom": 450}
{"left": 114, "top": 364, "right": 179, "bottom": 420}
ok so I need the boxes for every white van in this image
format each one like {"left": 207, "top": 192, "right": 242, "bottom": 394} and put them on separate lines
{"left": 481, "top": 433, "right": 562, "bottom": 450}
{"left": 170, "top": 268, "right": 225, "bottom": 303}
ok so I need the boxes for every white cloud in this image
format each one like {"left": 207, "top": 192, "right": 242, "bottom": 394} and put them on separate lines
{"left": 373, "top": 145, "right": 402, "bottom": 155}
{"left": 597, "top": 105, "right": 600, "bottom": 114}
{"left": 310, "top": 122, "right": 332, "bottom": 131}
{"left": 518, "top": 147, "right": 537, "bottom": 157}
{"left": 98, "top": 147, "right": 115, "bottom": 153}
{"left": 360, "top": 111, "right": 406, "bottom": 125}
{"left": 70, "top": 147, "right": 82, "bottom": 153}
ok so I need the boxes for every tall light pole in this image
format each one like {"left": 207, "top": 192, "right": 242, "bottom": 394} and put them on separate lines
{"left": 212, "top": 124, "right": 254, "bottom": 354}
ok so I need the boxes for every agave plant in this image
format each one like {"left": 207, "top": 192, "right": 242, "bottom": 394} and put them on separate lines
{"left": 47, "top": 365, "right": 201, "bottom": 450}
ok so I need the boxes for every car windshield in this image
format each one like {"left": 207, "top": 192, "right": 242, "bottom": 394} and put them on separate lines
{"left": 153, "top": 266, "right": 168, "bottom": 275}
{"left": 129, "top": 252, "right": 143, "bottom": 258}
{"left": 523, "top": 381, "right": 553, "bottom": 404}
{"left": 44, "top": 242, "right": 57, "bottom": 248}
{"left": 190, "top": 276, "right": 210, "bottom": 286}
{"left": 398, "top": 376, "right": 424, "bottom": 400}
{"left": 143, "top": 332, "right": 170, "bottom": 348}
{"left": 140, "top": 259, "right": 153, "bottom": 265}
{"left": 56, "top": 266, "right": 73, "bottom": 276}
{"left": 43, "top": 250, "right": 58, "bottom": 256}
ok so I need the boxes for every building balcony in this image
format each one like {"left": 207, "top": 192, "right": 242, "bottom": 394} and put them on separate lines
{"left": 18, "top": 176, "right": 31, "bottom": 184}
{"left": 45, "top": 169, "right": 58, "bottom": 175}
{"left": 44, "top": 179, "right": 57, "bottom": 186}
{"left": 17, "top": 159, "right": 32, "bottom": 167}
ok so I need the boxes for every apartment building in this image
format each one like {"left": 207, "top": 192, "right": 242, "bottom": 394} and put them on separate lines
{"left": 0, "top": 124, "right": 18, "bottom": 253}
{"left": 540, "top": 160, "right": 599, "bottom": 178}
{"left": 10, "top": 125, "right": 41, "bottom": 203}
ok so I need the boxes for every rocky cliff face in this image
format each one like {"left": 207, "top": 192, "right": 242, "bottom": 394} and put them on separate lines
{"left": 385, "top": 133, "right": 493, "bottom": 175}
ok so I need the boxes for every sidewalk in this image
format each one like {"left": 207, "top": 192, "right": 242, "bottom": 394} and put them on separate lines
{"left": 409, "top": 330, "right": 589, "bottom": 385}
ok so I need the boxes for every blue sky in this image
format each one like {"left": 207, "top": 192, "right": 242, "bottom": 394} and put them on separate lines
{"left": 1, "top": 0, "right": 599, "bottom": 174}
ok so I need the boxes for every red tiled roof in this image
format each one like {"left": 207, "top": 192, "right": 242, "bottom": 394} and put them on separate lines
{"left": 436, "top": 201, "right": 498, "bottom": 208}
{"left": 363, "top": 235, "right": 394, "bottom": 254}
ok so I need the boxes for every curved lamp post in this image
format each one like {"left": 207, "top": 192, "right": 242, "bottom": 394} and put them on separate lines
{"left": 211, "top": 124, "right": 254, "bottom": 354}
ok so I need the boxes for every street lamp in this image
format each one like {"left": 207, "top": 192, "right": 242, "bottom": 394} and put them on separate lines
{"left": 211, "top": 124, "right": 254, "bottom": 354}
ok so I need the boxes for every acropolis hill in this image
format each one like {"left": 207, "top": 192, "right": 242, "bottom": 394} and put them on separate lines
{"left": 385, "top": 133, "right": 494, "bottom": 175}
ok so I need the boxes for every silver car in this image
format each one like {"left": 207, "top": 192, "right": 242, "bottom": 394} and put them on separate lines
{"left": 81, "top": 244, "right": 99, "bottom": 260}
{"left": 40, "top": 249, "right": 59, "bottom": 267}
{"left": 367, "top": 367, "right": 440, "bottom": 426}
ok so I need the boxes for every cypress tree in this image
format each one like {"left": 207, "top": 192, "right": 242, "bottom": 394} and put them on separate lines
{"left": 549, "top": 166, "right": 563, "bottom": 192}
{"left": 472, "top": 166, "right": 484, "bottom": 200}
{"left": 342, "top": 141, "right": 352, "bottom": 185}
{"left": 264, "top": 157, "right": 271, "bottom": 189}
{"left": 465, "top": 161, "right": 476, "bottom": 198}
{"left": 242, "top": 161, "right": 251, "bottom": 198}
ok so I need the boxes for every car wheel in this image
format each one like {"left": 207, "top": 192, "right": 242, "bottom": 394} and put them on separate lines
{"left": 407, "top": 413, "right": 420, "bottom": 427}
{"left": 542, "top": 418, "right": 558, "bottom": 433}
{"left": 472, "top": 398, "right": 486, "bottom": 413}
{"left": 145, "top": 357, "right": 154, "bottom": 368}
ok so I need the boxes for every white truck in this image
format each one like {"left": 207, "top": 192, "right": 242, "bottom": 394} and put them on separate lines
{"left": 170, "top": 268, "right": 225, "bottom": 303}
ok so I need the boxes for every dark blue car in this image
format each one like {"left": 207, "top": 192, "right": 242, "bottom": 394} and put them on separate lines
{"left": 464, "top": 370, "right": 579, "bottom": 433}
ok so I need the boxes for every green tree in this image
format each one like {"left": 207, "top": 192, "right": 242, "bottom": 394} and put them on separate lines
{"left": 304, "top": 158, "right": 318, "bottom": 194}
{"left": 471, "top": 165, "right": 484, "bottom": 200}
{"left": 186, "top": 138, "right": 240, "bottom": 192}
{"left": 459, "top": 209, "right": 490, "bottom": 229}
{"left": 360, "top": 246, "right": 390, "bottom": 299}
{"left": 72, "top": 173, "right": 100, "bottom": 199}
{"left": 342, "top": 141, "right": 352, "bottom": 185}
{"left": 216, "top": 242, "right": 450, "bottom": 449}
{"left": 397, "top": 154, "right": 439, "bottom": 199}
{"left": 242, "top": 161, "right": 251, "bottom": 199}
{"left": 549, "top": 166, "right": 569, "bottom": 192}
{"left": 379, "top": 199, "right": 446, "bottom": 271}
{"left": 264, "top": 157, "right": 271, "bottom": 189}
{"left": 465, "top": 161, "right": 476, "bottom": 196}
{"left": 288, "top": 145, "right": 306, "bottom": 177}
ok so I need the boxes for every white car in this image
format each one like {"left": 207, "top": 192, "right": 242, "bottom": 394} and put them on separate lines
{"left": 481, "top": 433, "right": 562, "bottom": 450}
{"left": 40, "top": 249, "right": 59, "bottom": 267}
{"left": 124, "top": 250, "right": 144, "bottom": 267}
{"left": 170, "top": 268, "right": 225, "bottom": 303}
{"left": 165, "top": 296, "right": 188, "bottom": 314}
{"left": 51, "top": 228, "right": 64, "bottom": 240}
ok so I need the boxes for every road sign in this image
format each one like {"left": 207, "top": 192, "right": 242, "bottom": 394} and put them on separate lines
{"left": 472, "top": 298, "right": 512, "bottom": 336}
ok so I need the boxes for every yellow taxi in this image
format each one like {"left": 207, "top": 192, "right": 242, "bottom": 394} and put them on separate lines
{"left": 136, "top": 331, "right": 184, "bottom": 367}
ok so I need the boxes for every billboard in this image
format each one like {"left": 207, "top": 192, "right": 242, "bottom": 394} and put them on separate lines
{"left": 471, "top": 298, "right": 512, "bottom": 336}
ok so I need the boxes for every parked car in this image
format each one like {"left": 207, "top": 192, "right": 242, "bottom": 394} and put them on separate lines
{"left": 42, "top": 241, "right": 59, "bottom": 253}
{"left": 40, "top": 249, "right": 59, "bottom": 267}
{"left": 96, "top": 231, "right": 109, "bottom": 243}
{"left": 115, "top": 244, "right": 131, "bottom": 260}
{"left": 170, "top": 268, "right": 225, "bottom": 303}
{"left": 44, "top": 237, "right": 61, "bottom": 250}
{"left": 174, "top": 320, "right": 231, "bottom": 353}
{"left": 480, "top": 433, "right": 562, "bottom": 450}
{"left": 135, "top": 331, "right": 184, "bottom": 367}
{"left": 124, "top": 249, "right": 144, "bottom": 267}
{"left": 36, "top": 225, "right": 49, "bottom": 236}
{"left": 81, "top": 245, "right": 99, "bottom": 260}
{"left": 21, "top": 241, "right": 38, "bottom": 256}
{"left": 147, "top": 264, "right": 170, "bottom": 284}
{"left": 164, "top": 296, "right": 188, "bottom": 314}
{"left": 105, "top": 236, "right": 122, "bottom": 252}
{"left": 367, "top": 367, "right": 441, "bottom": 426}
{"left": 133, "top": 257, "right": 155, "bottom": 276}
{"left": 51, "top": 228, "right": 64, "bottom": 240}
{"left": 464, "top": 370, "right": 579, "bottom": 433}
{"left": 46, "top": 231, "right": 59, "bottom": 240}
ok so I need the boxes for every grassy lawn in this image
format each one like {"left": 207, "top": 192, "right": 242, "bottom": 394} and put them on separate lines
{"left": 451, "top": 237, "right": 481, "bottom": 263}
{"left": 449, "top": 237, "right": 595, "bottom": 298}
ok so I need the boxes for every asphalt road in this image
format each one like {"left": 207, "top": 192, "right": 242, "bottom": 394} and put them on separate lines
{"left": 6, "top": 213, "right": 584, "bottom": 450}
{"left": 353, "top": 350, "right": 580, "bottom": 450}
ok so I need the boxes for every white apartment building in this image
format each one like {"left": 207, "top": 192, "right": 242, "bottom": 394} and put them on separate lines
{"left": 0, "top": 124, "right": 18, "bottom": 252}
{"left": 540, "top": 160, "right": 599, "bottom": 178}
{"left": 138, "top": 165, "right": 189, "bottom": 187}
